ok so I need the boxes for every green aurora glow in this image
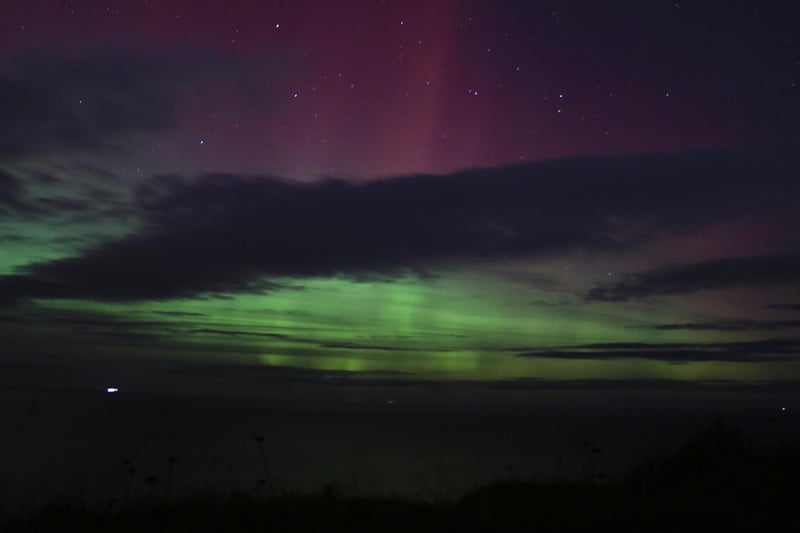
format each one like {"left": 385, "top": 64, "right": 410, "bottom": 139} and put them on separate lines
{"left": 4, "top": 272, "right": 798, "bottom": 383}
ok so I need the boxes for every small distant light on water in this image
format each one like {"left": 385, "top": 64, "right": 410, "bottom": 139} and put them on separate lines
{"left": 107, "top": 387, "right": 119, "bottom": 393}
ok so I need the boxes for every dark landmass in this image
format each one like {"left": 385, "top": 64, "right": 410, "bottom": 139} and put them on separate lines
{"left": 3, "top": 419, "right": 799, "bottom": 532}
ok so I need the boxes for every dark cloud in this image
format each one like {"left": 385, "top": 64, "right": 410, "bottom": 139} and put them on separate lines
{"left": 150, "top": 362, "right": 800, "bottom": 393}
{"left": 151, "top": 310, "right": 208, "bottom": 318}
{"left": 0, "top": 169, "right": 25, "bottom": 212}
{"left": 0, "top": 45, "right": 262, "bottom": 159}
{"left": 768, "top": 304, "right": 800, "bottom": 312}
{"left": 184, "top": 328, "right": 432, "bottom": 353}
{"left": 0, "top": 166, "right": 133, "bottom": 221}
{"left": 0, "top": 45, "right": 274, "bottom": 223}
{"left": 0, "top": 51, "right": 169, "bottom": 158}
{"left": 46, "top": 315, "right": 175, "bottom": 331}
{"left": 0, "top": 149, "right": 798, "bottom": 304}
{"left": 518, "top": 338, "right": 800, "bottom": 363}
{"left": 34, "top": 195, "right": 94, "bottom": 214}
{"left": 319, "top": 341, "right": 425, "bottom": 352}
{"left": 92, "top": 330, "right": 163, "bottom": 342}
{"left": 0, "top": 234, "right": 30, "bottom": 243}
{"left": 168, "top": 362, "right": 417, "bottom": 385}
{"left": 588, "top": 250, "right": 800, "bottom": 302}
{"left": 187, "top": 328, "right": 291, "bottom": 341}
{"left": 646, "top": 319, "right": 800, "bottom": 332}
{"left": 32, "top": 173, "right": 66, "bottom": 185}
{"left": 490, "top": 378, "right": 800, "bottom": 393}
{"left": 0, "top": 175, "right": 95, "bottom": 218}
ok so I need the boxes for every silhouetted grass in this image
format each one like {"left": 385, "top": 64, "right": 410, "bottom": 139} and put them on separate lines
{"left": 3, "top": 419, "right": 799, "bottom": 532}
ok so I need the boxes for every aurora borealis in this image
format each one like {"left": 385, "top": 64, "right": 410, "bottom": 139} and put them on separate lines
{"left": 2, "top": 0, "right": 800, "bottom": 392}
{"left": 4, "top": 2, "right": 800, "bottom": 508}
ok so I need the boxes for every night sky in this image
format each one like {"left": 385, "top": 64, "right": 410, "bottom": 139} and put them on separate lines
{"left": 2, "top": 1, "right": 800, "bottom": 496}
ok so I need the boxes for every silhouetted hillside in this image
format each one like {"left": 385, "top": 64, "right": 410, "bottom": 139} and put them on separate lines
{"left": 3, "top": 420, "right": 799, "bottom": 532}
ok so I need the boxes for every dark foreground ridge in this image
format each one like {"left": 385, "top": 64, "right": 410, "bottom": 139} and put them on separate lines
{"left": 3, "top": 420, "right": 799, "bottom": 532}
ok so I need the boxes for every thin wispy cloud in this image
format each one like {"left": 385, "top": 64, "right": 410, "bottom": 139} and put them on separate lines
{"left": 518, "top": 339, "right": 800, "bottom": 363}
{"left": 588, "top": 250, "right": 800, "bottom": 302}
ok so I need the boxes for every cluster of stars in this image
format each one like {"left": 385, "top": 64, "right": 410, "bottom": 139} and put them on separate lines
{"left": 6, "top": 0, "right": 792, "bottom": 178}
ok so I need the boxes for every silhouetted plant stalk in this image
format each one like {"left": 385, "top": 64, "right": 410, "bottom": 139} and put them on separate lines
{"left": 436, "top": 461, "right": 446, "bottom": 500}
{"left": 254, "top": 434, "right": 273, "bottom": 493}
{"left": 350, "top": 469, "right": 362, "bottom": 499}
{"left": 255, "top": 478, "right": 266, "bottom": 498}
{"left": 165, "top": 455, "right": 178, "bottom": 501}
{"left": 107, "top": 458, "right": 128, "bottom": 510}
{"left": 578, "top": 440, "right": 605, "bottom": 484}
{"left": 144, "top": 474, "right": 158, "bottom": 504}
{"left": 123, "top": 459, "right": 136, "bottom": 508}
